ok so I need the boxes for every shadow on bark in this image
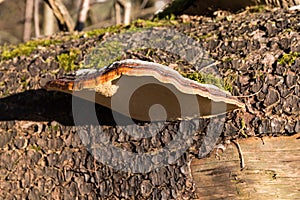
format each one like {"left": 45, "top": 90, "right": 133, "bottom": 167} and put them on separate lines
{"left": 0, "top": 89, "right": 134, "bottom": 126}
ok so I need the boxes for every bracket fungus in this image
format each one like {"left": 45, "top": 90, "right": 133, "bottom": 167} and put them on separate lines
{"left": 45, "top": 59, "right": 244, "bottom": 121}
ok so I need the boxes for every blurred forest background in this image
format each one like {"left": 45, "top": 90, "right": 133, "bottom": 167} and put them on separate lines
{"left": 0, "top": 0, "right": 170, "bottom": 45}
{"left": 1, "top": 0, "right": 298, "bottom": 45}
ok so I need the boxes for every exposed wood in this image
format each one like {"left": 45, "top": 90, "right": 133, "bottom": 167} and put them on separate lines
{"left": 191, "top": 134, "right": 300, "bottom": 199}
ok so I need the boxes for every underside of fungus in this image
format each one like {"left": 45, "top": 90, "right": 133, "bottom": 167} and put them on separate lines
{"left": 45, "top": 59, "right": 244, "bottom": 121}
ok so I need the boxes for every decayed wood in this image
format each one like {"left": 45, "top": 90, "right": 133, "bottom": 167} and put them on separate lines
{"left": 191, "top": 134, "right": 300, "bottom": 199}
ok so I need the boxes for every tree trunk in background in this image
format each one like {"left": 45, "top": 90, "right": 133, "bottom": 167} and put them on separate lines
{"left": 24, "top": 0, "right": 34, "bottom": 41}
{"left": 74, "top": 0, "right": 90, "bottom": 31}
{"left": 122, "top": 0, "right": 131, "bottom": 25}
{"left": 115, "top": 1, "right": 121, "bottom": 24}
{"left": 34, "top": 0, "right": 40, "bottom": 38}
{"left": 115, "top": 0, "right": 132, "bottom": 25}
{"left": 43, "top": 2, "right": 55, "bottom": 35}
{"left": 43, "top": 0, "right": 74, "bottom": 31}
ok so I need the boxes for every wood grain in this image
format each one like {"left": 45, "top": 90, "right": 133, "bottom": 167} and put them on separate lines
{"left": 191, "top": 134, "right": 300, "bottom": 199}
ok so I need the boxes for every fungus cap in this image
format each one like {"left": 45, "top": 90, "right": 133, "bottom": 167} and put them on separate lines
{"left": 45, "top": 59, "right": 244, "bottom": 121}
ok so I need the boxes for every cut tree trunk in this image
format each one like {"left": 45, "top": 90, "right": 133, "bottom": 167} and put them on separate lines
{"left": 191, "top": 134, "right": 300, "bottom": 199}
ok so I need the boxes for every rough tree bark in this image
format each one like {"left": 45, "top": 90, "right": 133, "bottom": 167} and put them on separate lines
{"left": 157, "top": 0, "right": 300, "bottom": 17}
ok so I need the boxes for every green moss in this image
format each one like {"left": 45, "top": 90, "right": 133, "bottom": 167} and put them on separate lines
{"left": 29, "top": 145, "right": 42, "bottom": 152}
{"left": 131, "top": 18, "right": 175, "bottom": 29}
{"left": 153, "top": 13, "right": 177, "bottom": 21}
{"left": 239, "top": 118, "right": 248, "bottom": 138}
{"left": 182, "top": 72, "right": 224, "bottom": 89}
{"left": 253, "top": 70, "right": 264, "bottom": 79}
{"left": 0, "top": 18, "right": 174, "bottom": 62}
{"left": 277, "top": 52, "right": 299, "bottom": 66}
{"left": 20, "top": 75, "right": 29, "bottom": 88}
{"left": 84, "top": 40, "right": 125, "bottom": 69}
{"left": 248, "top": 5, "right": 267, "bottom": 13}
{"left": 76, "top": 19, "right": 176, "bottom": 68}
{"left": 222, "top": 57, "right": 234, "bottom": 62}
{"left": 84, "top": 19, "right": 174, "bottom": 38}
{"left": 197, "top": 33, "right": 213, "bottom": 40}
{"left": 1, "top": 39, "right": 62, "bottom": 60}
{"left": 182, "top": 70, "right": 236, "bottom": 93}
{"left": 223, "top": 74, "right": 236, "bottom": 93}
{"left": 1, "top": 90, "right": 10, "bottom": 97}
{"left": 56, "top": 48, "right": 81, "bottom": 72}
{"left": 283, "top": 28, "right": 293, "bottom": 34}
{"left": 51, "top": 124, "right": 59, "bottom": 131}
{"left": 85, "top": 24, "right": 123, "bottom": 37}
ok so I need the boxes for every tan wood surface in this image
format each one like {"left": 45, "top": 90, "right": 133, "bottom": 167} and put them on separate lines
{"left": 191, "top": 134, "right": 300, "bottom": 199}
